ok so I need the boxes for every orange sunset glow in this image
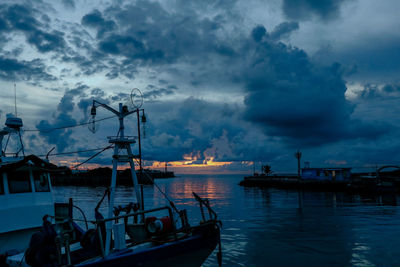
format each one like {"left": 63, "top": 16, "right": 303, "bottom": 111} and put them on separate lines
{"left": 149, "top": 157, "right": 234, "bottom": 174}
{"left": 53, "top": 156, "right": 252, "bottom": 174}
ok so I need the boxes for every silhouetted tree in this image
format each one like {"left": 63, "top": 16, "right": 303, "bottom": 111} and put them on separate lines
{"left": 262, "top": 165, "right": 273, "bottom": 176}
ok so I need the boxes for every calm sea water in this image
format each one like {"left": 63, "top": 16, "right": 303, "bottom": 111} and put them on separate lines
{"left": 53, "top": 174, "right": 400, "bottom": 267}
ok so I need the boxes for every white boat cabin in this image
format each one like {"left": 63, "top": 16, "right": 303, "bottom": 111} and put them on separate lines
{"left": 0, "top": 155, "right": 56, "bottom": 255}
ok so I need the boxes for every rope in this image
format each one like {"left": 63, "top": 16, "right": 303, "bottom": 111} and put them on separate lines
{"left": 72, "top": 145, "right": 114, "bottom": 169}
{"left": 24, "top": 115, "right": 116, "bottom": 132}
{"left": 37, "top": 147, "right": 111, "bottom": 157}
{"left": 73, "top": 205, "right": 89, "bottom": 230}
{"left": 136, "top": 162, "right": 180, "bottom": 214}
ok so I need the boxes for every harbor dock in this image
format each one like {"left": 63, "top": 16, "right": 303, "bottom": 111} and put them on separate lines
{"left": 240, "top": 167, "right": 400, "bottom": 193}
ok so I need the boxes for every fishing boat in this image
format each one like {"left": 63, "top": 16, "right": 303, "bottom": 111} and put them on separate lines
{"left": 6, "top": 98, "right": 222, "bottom": 266}
{"left": 0, "top": 116, "right": 58, "bottom": 261}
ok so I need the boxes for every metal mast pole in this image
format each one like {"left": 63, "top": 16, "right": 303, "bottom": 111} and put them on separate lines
{"left": 14, "top": 81, "right": 17, "bottom": 116}
{"left": 137, "top": 109, "right": 142, "bottom": 172}
{"left": 136, "top": 108, "right": 144, "bottom": 211}
{"left": 92, "top": 100, "right": 143, "bottom": 256}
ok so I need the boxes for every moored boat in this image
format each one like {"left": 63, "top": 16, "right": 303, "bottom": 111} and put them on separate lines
{"left": 5, "top": 98, "right": 222, "bottom": 266}
{"left": 0, "top": 117, "right": 57, "bottom": 260}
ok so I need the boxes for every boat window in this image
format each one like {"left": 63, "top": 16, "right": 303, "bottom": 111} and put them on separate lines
{"left": 33, "top": 171, "right": 50, "bottom": 192}
{"left": 7, "top": 171, "right": 32, "bottom": 193}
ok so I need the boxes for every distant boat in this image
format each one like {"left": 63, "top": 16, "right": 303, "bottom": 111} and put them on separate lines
{"left": 301, "top": 167, "right": 351, "bottom": 181}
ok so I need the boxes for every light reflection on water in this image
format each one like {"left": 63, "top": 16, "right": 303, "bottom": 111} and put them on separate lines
{"left": 54, "top": 174, "right": 400, "bottom": 266}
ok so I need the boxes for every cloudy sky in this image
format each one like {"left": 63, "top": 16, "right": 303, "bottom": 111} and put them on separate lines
{"left": 0, "top": 0, "right": 399, "bottom": 173}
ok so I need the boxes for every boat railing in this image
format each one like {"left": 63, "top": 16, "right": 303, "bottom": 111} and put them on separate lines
{"left": 97, "top": 205, "right": 174, "bottom": 225}
{"left": 50, "top": 196, "right": 220, "bottom": 264}
{"left": 49, "top": 205, "right": 176, "bottom": 263}
{"left": 192, "top": 192, "right": 218, "bottom": 222}
{"left": 95, "top": 205, "right": 175, "bottom": 257}
{"left": 107, "top": 135, "right": 137, "bottom": 144}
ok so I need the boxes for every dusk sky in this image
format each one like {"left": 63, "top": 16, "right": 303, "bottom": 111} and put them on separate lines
{"left": 0, "top": 0, "right": 400, "bottom": 173}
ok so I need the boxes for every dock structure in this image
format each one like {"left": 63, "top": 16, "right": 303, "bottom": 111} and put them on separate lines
{"left": 239, "top": 167, "right": 400, "bottom": 194}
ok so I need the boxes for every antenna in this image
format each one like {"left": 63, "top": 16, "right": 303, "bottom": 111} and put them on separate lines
{"left": 14, "top": 80, "right": 17, "bottom": 116}
{"left": 130, "top": 88, "right": 143, "bottom": 109}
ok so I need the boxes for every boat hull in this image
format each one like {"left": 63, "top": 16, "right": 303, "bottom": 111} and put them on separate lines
{"left": 78, "top": 223, "right": 220, "bottom": 267}
{"left": 0, "top": 226, "right": 42, "bottom": 255}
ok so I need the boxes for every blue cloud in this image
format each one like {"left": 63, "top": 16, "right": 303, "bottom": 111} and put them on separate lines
{"left": 81, "top": 9, "right": 116, "bottom": 38}
{"left": 251, "top": 25, "right": 267, "bottom": 42}
{"left": 243, "top": 26, "right": 387, "bottom": 146}
{"left": 282, "top": 0, "right": 348, "bottom": 21}
{"left": 35, "top": 84, "right": 88, "bottom": 152}
{"left": 36, "top": 115, "right": 76, "bottom": 152}
{"left": 98, "top": 34, "right": 164, "bottom": 63}
{"left": 0, "top": 4, "right": 66, "bottom": 53}
{"left": 27, "top": 29, "right": 65, "bottom": 53}
{"left": 0, "top": 56, "right": 56, "bottom": 81}
{"left": 270, "top": 21, "right": 299, "bottom": 40}
{"left": 356, "top": 83, "right": 400, "bottom": 101}
{"left": 77, "top": 0, "right": 234, "bottom": 77}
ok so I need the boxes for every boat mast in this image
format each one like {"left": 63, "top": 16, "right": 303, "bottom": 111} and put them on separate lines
{"left": 14, "top": 80, "right": 17, "bottom": 116}
{"left": 91, "top": 100, "right": 144, "bottom": 256}
{"left": 136, "top": 108, "right": 145, "bottom": 210}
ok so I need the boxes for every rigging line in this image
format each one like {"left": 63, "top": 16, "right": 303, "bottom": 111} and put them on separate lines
{"left": 36, "top": 146, "right": 112, "bottom": 157}
{"left": 133, "top": 158, "right": 180, "bottom": 213}
{"left": 72, "top": 145, "right": 114, "bottom": 169}
{"left": 24, "top": 115, "right": 117, "bottom": 132}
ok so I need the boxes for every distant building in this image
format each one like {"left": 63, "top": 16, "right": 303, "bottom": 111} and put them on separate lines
{"left": 301, "top": 167, "right": 351, "bottom": 181}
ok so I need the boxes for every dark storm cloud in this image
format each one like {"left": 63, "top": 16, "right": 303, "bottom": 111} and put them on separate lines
{"left": 243, "top": 25, "right": 386, "bottom": 146}
{"left": 75, "top": 0, "right": 389, "bottom": 153}
{"left": 110, "top": 92, "right": 129, "bottom": 102}
{"left": 36, "top": 115, "right": 76, "bottom": 153}
{"left": 251, "top": 25, "right": 267, "bottom": 42}
{"left": 91, "top": 88, "right": 105, "bottom": 97}
{"left": 0, "top": 4, "right": 66, "bottom": 53}
{"left": 0, "top": 56, "right": 56, "bottom": 81}
{"left": 251, "top": 22, "right": 300, "bottom": 43}
{"left": 59, "top": 27, "right": 108, "bottom": 77}
{"left": 142, "top": 85, "right": 176, "bottom": 100}
{"left": 98, "top": 34, "right": 164, "bottom": 63}
{"left": 282, "top": 0, "right": 348, "bottom": 21}
{"left": 27, "top": 29, "right": 65, "bottom": 53}
{"left": 78, "top": 0, "right": 234, "bottom": 77}
{"left": 77, "top": 88, "right": 109, "bottom": 122}
{"left": 270, "top": 21, "right": 299, "bottom": 40}
{"left": 61, "top": 54, "right": 107, "bottom": 76}
{"left": 0, "top": 16, "right": 7, "bottom": 31}
{"left": 81, "top": 9, "right": 116, "bottom": 38}
{"left": 36, "top": 84, "right": 89, "bottom": 152}
{"left": 142, "top": 98, "right": 255, "bottom": 162}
